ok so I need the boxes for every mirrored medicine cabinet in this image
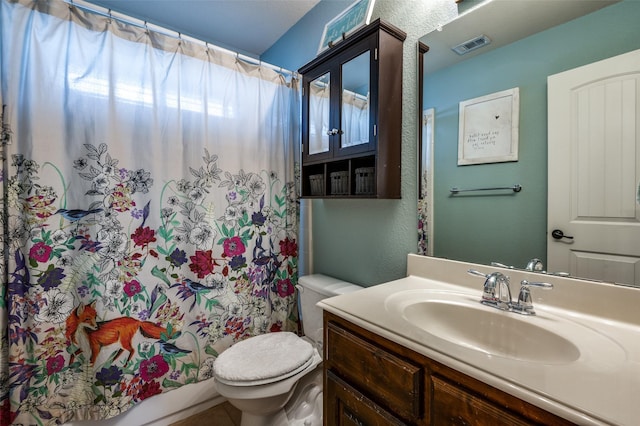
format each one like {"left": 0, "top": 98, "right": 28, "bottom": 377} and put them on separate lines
{"left": 299, "top": 19, "right": 406, "bottom": 198}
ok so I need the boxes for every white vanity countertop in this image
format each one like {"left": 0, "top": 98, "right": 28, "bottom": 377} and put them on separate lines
{"left": 318, "top": 254, "right": 640, "bottom": 426}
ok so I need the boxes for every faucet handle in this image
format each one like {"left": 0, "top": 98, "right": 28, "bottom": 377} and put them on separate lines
{"left": 521, "top": 280, "right": 553, "bottom": 290}
{"left": 491, "top": 261, "right": 513, "bottom": 269}
{"left": 513, "top": 280, "right": 553, "bottom": 315}
{"left": 468, "top": 269, "right": 489, "bottom": 278}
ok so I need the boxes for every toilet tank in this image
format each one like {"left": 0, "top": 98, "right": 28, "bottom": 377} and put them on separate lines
{"left": 297, "top": 274, "right": 363, "bottom": 348}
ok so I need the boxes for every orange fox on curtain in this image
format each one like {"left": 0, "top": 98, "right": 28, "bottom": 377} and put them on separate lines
{"left": 65, "top": 301, "right": 167, "bottom": 365}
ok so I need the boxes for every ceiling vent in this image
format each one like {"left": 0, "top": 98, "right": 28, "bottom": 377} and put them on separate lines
{"left": 451, "top": 34, "right": 491, "bottom": 55}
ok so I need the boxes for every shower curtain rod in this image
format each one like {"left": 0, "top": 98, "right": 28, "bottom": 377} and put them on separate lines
{"left": 65, "top": 0, "right": 297, "bottom": 77}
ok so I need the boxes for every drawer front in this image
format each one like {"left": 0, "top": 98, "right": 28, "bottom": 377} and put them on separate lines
{"left": 326, "top": 321, "right": 423, "bottom": 421}
{"left": 327, "top": 371, "right": 405, "bottom": 426}
{"left": 431, "top": 376, "right": 530, "bottom": 426}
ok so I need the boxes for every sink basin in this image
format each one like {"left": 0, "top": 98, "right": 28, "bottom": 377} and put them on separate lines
{"left": 384, "top": 290, "right": 608, "bottom": 364}
{"left": 402, "top": 298, "right": 580, "bottom": 363}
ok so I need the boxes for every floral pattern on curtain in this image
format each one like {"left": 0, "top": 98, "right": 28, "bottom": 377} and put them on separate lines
{"left": 418, "top": 194, "right": 429, "bottom": 255}
{"left": 418, "top": 154, "right": 430, "bottom": 255}
{"left": 0, "top": 0, "right": 300, "bottom": 424}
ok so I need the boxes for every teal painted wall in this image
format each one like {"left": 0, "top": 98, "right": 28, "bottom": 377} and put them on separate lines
{"left": 262, "top": 1, "right": 352, "bottom": 70}
{"left": 265, "top": 0, "right": 457, "bottom": 286}
{"left": 426, "top": 0, "right": 640, "bottom": 269}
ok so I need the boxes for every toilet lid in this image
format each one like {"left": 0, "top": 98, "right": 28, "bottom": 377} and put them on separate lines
{"left": 213, "top": 332, "right": 315, "bottom": 386}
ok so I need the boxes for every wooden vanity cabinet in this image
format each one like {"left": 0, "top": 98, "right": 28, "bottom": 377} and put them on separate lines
{"left": 299, "top": 20, "right": 405, "bottom": 199}
{"left": 324, "top": 312, "right": 576, "bottom": 426}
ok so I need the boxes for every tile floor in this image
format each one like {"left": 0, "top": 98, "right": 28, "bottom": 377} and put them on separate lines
{"left": 170, "top": 401, "right": 241, "bottom": 426}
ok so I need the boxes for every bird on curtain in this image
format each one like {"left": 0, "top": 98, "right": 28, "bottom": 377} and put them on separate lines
{"left": 55, "top": 208, "right": 103, "bottom": 222}
{"left": 158, "top": 341, "right": 192, "bottom": 356}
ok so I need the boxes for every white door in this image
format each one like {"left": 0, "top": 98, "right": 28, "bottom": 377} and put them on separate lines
{"left": 547, "top": 49, "right": 640, "bottom": 286}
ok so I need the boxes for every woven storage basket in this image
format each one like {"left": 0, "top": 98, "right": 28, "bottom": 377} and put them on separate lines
{"left": 329, "top": 171, "right": 349, "bottom": 195}
{"left": 355, "top": 167, "right": 375, "bottom": 195}
{"left": 309, "top": 174, "right": 323, "bottom": 196}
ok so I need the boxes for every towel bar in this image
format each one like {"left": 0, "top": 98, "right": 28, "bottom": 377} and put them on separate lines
{"left": 450, "top": 184, "right": 522, "bottom": 194}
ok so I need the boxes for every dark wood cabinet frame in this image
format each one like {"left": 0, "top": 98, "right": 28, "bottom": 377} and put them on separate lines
{"left": 299, "top": 20, "right": 406, "bottom": 199}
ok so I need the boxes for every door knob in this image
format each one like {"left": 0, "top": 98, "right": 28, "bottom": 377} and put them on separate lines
{"left": 551, "top": 229, "right": 574, "bottom": 240}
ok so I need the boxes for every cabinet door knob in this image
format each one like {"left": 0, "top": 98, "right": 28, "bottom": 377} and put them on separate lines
{"left": 326, "top": 128, "right": 342, "bottom": 135}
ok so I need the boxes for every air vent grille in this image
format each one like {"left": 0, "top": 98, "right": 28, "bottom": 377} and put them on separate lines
{"left": 451, "top": 34, "right": 491, "bottom": 55}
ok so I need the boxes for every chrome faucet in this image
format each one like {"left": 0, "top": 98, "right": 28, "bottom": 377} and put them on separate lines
{"left": 468, "top": 270, "right": 512, "bottom": 311}
{"left": 525, "top": 258, "right": 544, "bottom": 272}
{"left": 468, "top": 270, "right": 553, "bottom": 315}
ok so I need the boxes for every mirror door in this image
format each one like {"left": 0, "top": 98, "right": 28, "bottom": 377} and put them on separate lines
{"left": 340, "top": 51, "right": 371, "bottom": 151}
{"left": 308, "top": 72, "right": 331, "bottom": 156}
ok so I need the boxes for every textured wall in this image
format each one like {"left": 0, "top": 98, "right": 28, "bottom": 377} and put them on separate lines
{"left": 262, "top": 1, "right": 352, "bottom": 71}
{"left": 313, "top": 0, "right": 456, "bottom": 286}
{"left": 278, "top": 0, "right": 457, "bottom": 286}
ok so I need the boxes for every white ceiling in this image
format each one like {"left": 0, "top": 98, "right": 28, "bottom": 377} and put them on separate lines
{"left": 84, "top": 0, "right": 321, "bottom": 57}
{"left": 419, "top": 0, "right": 620, "bottom": 74}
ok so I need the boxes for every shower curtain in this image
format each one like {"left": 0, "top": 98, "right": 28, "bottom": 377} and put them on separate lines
{"left": 0, "top": 0, "right": 300, "bottom": 424}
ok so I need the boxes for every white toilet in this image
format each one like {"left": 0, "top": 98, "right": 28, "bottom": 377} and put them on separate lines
{"left": 213, "top": 274, "right": 363, "bottom": 426}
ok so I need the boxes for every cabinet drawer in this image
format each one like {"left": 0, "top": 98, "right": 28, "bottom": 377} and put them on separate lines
{"left": 431, "top": 375, "right": 530, "bottom": 426}
{"left": 327, "top": 371, "right": 405, "bottom": 426}
{"left": 326, "top": 321, "right": 423, "bottom": 421}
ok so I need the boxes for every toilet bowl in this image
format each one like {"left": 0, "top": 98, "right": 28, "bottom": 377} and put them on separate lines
{"left": 212, "top": 274, "right": 363, "bottom": 426}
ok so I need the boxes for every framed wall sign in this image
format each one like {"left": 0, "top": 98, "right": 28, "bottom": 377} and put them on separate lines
{"left": 457, "top": 87, "right": 519, "bottom": 165}
{"left": 318, "top": 0, "right": 376, "bottom": 54}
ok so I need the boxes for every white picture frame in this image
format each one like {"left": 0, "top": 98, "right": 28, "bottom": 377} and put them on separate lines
{"left": 457, "top": 87, "right": 519, "bottom": 165}
{"left": 318, "top": 0, "right": 376, "bottom": 54}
